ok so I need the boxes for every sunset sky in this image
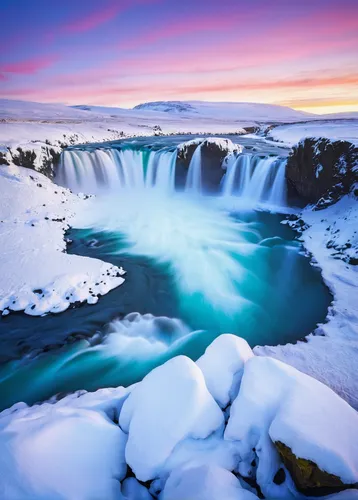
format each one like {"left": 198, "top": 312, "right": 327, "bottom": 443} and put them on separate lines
{"left": 1, "top": 0, "right": 357, "bottom": 114}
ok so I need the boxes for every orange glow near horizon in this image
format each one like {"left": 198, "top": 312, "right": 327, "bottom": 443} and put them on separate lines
{"left": 1, "top": 0, "right": 358, "bottom": 115}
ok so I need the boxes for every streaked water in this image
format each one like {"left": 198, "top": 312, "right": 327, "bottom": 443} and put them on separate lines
{"left": 0, "top": 137, "right": 331, "bottom": 411}
{"left": 0, "top": 192, "right": 331, "bottom": 410}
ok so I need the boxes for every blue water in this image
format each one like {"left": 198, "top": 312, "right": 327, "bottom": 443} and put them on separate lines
{"left": 0, "top": 194, "right": 331, "bottom": 410}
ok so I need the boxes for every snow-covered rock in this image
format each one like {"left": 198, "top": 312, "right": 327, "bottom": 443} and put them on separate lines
{"left": 162, "top": 464, "right": 258, "bottom": 500}
{"left": 177, "top": 137, "right": 242, "bottom": 158}
{"left": 0, "top": 404, "right": 127, "bottom": 500}
{"left": 197, "top": 334, "right": 254, "bottom": 408}
{"left": 122, "top": 478, "right": 153, "bottom": 500}
{"left": 225, "top": 356, "right": 358, "bottom": 497}
{"left": 1, "top": 336, "right": 358, "bottom": 499}
{"left": 119, "top": 356, "right": 224, "bottom": 481}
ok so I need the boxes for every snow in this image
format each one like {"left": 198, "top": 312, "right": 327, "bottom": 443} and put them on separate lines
{"left": 0, "top": 99, "right": 255, "bottom": 167}
{"left": 0, "top": 165, "right": 125, "bottom": 316}
{"left": 197, "top": 334, "right": 254, "bottom": 408}
{"left": 177, "top": 136, "right": 242, "bottom": 157}
{"left": 162, "top": 464, "right": 258, "bottom": 500}
{"left": 119, "top": 356, "right": 224, "bottom": 481}
{"left": 225, "top": 356, "right": 358, "bottom": 497}
{"left": 122, "top": 478, "right": 153, "bottom": 500}
{"left": 0, "top": 404, "right": 127, "bottom": 500}
{"left": 266, "top": 120, "right": 358, "bottom": 146}
{"left": 133, "top": 100, "right": 313, "bottom": 122}
{"left": 256, "top": 195, "right": 358, "bottom": 410}
{"left": 2, "top": 100, "right": 357, "bottom": 174}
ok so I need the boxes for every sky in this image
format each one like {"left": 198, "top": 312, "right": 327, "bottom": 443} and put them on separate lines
{"left": 1, "top": 0, "right": 357, "bottom": 114}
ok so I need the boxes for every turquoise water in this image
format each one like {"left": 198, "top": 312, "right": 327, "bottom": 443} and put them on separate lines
{"left": 0, "top": 191, "right": 331, "bottom": 410}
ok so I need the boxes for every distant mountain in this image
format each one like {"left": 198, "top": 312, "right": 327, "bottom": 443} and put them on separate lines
{"left": 134, "top": 101, "right": 198, "bottom": 114}
{"left": 133, "top": 100, "right": 314, "bottom": 122}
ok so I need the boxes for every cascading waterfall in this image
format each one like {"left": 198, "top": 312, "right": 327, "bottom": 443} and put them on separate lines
{"left": 57, "top": 148, "right": 178, "bottom": 195}
{"left": 185, "top": 144, "right": 202, "bottom": 193}
{"left": 221, "top": 153, "right": 287, "bottom": 207}
{"left": 57, "top": 142, "right": 287, "bottom": 209}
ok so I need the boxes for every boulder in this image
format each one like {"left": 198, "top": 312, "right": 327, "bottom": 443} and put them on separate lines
{"left": 286, "top": 138, "right": 358, "bottom": 207}
{"left": 275, "top": 441, "right": 357, "bottom": 496}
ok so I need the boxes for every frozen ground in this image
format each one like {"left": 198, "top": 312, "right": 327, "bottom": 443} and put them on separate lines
{"left": 0, "top": 165, "right": 125, "bottom": 316}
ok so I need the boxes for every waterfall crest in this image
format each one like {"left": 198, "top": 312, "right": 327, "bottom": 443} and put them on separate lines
{"left": 57, "top": 143, "right": 288, "bottom": 209}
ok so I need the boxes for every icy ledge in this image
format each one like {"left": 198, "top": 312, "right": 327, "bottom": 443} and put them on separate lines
{"left": 177, "top": 136, "right": 242, "bottom": 158}
{"left": 0, "top": 166, "right": 125, "bottom": 316}
{"left": 1, "top": 334, "right": 357, "bottom": 500}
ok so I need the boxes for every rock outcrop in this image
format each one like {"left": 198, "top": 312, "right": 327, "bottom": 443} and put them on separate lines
{"left": 176, "top": 137, "right": 241, "bottom": 191}
{"left": 286, "top": 138, "right": 358, "bottom": 208}
{"left": 275, "top": 441, "right": 357, "bottom": 496}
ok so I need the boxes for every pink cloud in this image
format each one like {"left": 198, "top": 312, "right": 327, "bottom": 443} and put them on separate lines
{"left": 4, "top": 69, "right": 356, "bottom": 106}
{"left": 0, "top": 55, "right": 58, "bottom": 75}
{"left": 63, "top": 2, "right": 126, "bottom": 34}
{"left": 63, "top": 0, "right": 160, "bottom": 35}
{"left": 174, "top": 72, "right": 358, "bottom": 96}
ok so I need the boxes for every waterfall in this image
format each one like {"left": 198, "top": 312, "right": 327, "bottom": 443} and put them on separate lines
{"left": 221, "top": 154, "right": 287, "bottom": 208}
{"left": 222, "top": 154, "right": 253, "bottom": 197}
{"left": 57, "top": 148, "right": 177, "bottom": 194}
{"left": 57, "top": 143, "right": 287, "bottom": 209}
{"left": 185, "top": 145, "right": 202, "bottom": 193}
{"left": 146, "top": 150, "right": 177, "bottom": 191}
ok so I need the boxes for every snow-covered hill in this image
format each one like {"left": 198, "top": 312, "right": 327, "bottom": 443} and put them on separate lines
{"left": 133, "top": 100, "right": 313, "bottom": 122}
{"left": 0, "top": 99, "right": 105, "bottom": 121}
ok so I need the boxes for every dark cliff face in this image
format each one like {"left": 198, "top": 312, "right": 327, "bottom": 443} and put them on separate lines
{"left": 175, "top": 139, "right": 236, "bottom": 192}
{"left": 286, "top": 138, "right": 358, "bottom": 208}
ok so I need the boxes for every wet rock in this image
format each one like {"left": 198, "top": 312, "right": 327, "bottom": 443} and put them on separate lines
{"left": 275, "top": 441, "right": 357, "bottom": 496}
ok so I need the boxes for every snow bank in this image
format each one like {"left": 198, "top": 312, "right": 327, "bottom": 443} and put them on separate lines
{"left": 197, "top": 334, "right": 253, "bottom": 408}
{"left": 119, "top": 356, "right": 224, "bottom": 481}
{"left": 0, "top": 165, "right": 125, "bottom": 316}
{"left": 162, "top": 464, "right": 258, "bottom": 500}
{"left": 267, "top": 120, "right": 358, "bottom": 146}
{"left": 257, "top": 195, "right": 358, "bottom": 410}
